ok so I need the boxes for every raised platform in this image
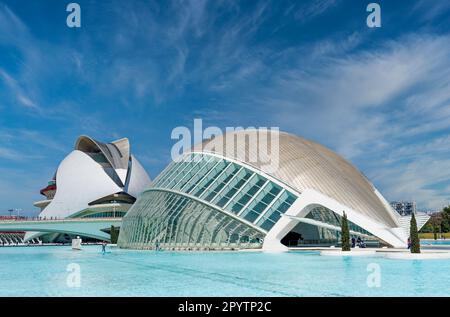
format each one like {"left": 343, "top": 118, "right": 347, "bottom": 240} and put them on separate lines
{"left": 317, "top": 247, "right": 450, "bottom": 259}
{"left": 320, "top": 249, "right": 377, "bottom": 256}
{"left": 384, "top": 251, "right": 450, "bottom": 260}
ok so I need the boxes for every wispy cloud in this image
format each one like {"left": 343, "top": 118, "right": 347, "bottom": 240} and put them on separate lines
{"left": 0, "top": 0, "right": 449, "bottom": 213}
{"left": 229, "top": 33, "right": 450, "bottom": 209}
{"left": 293, "top": 0, "right": 339, "bottom": 23}
{"left": 412, "top": 0, "right": 450, "bottom": 22}
{"left": 0, "top": 146, "right": 23, "bottom": 160}
{"left": 0, "top": 68, "right": 39, "bottom": 109}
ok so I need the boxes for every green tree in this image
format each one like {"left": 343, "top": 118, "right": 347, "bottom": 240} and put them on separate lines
{"left": 441, "top": 206, "right": 450, "bottom": 233}
{"left": 341, "top": 211, "right": 350, "bottom": 251}
{"left": 110, "top": 225, "right": 119, "bottom": 244}
{"left": 420, "top": 211, "right": 444, "bottom": 234}
{"left": 410, "top": 213, "right": 420, "bottom": 254}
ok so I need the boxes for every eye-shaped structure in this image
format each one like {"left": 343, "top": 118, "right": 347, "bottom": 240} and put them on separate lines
{"left": 118, "top": 129, "right": 428, "bottom": 251}
{"left": 28, "top": 135, "right": 151, "bottom": 242}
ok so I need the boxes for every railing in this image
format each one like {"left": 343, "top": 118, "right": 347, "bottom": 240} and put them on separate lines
{"left": 287, "top": 239, "right": 381, "bottom": 247}
{"left": 0, "top": 217, "right": 123, "bottom": 223}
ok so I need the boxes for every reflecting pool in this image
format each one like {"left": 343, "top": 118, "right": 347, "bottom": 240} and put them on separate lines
{"left": 1, "top": 245, "right": 449, "bottom": 296}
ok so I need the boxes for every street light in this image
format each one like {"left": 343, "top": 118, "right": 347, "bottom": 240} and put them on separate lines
{"left": 8, "top": 208, "right": 22, "bottom": 218}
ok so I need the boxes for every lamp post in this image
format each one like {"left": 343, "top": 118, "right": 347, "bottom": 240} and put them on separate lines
{"left": 7, "top": 208, "right": 23, "bottom": 218}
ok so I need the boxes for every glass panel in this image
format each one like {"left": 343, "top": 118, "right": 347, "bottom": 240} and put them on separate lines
{"left": 225, "top": 175, "right": 265, "bottom": 214}
{"left": 118, "top": 190, "right": 265, "bottom": 250}
{"left": 213, "top": 169, "right": 251, "bottom": 207}
{"left": 191, "top": 160, "right": 229, "bottom": 197}
{"left": 200, "top": 163, "right": 239, "bottom": 202}
{"left": 256, "top": 191, "right": 297, "bottom": 230}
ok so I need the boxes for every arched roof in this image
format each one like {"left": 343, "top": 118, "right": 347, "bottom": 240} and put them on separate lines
{"left": 75, "top": 135, "right": 130, "bottom": 170}
{"left": 191, "top": 130, "right": 399, "bottom": 228}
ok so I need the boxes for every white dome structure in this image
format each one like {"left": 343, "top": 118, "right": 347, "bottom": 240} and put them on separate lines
{"left": 28, "top": 135, "right": 151, "bottom": 242}
{"left": 118, "top": 129, "right": 428, "bottom": 251}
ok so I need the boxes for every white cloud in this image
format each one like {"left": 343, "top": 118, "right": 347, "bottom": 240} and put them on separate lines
{"left": 0, "top": 68, "right": 39, "bottom": 109}
{"left": 0, "top": 2, "right": 448, "bottom": 212}
{"left": 0, "top": 147, "right": 23, "bottom": 160}
{"left": 222, "top": 33, "right": 450, "bottom": 210}
{"left": 293, "top": 0, "right": 339, "bottom": 23}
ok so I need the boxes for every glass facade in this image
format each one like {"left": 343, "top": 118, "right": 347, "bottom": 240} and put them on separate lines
{"left": 280, "top": 207, "right": 380, "bottom": 247}
{"left": 82, "top": 211, "right": 127, "bottom": 218}
{"left": 118, "top": 190, "right": 265, "bottom": 250}
{"left": 305, "top": 206, "right": 374, "bottom": 237}
{"left": 152, "top": 153, "right": 298, "bottom": 232}
{"left": 119, "top": 152, "right": 388, "bottom": 250}
{"left": 119, "top": 153, "right": 298, "bottom": 250}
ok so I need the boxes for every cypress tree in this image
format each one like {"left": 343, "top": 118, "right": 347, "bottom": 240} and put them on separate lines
{"left": 341, "top": 211, "right": 350, "bottom": 251}
{"left": 410, "top": 213, "right": 420, "bottom": 254}
{"left": 110, "top": 225, "right": 119, "bottom": 244}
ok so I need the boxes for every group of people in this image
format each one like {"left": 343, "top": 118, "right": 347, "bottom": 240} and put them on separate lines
{"left": 351, "top": 236, "right": 366, "bottom": 248}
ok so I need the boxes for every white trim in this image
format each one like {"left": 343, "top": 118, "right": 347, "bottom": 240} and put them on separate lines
{"left": 254, "top": 188, "right": 286, "bottom": 224}
{"left": 188, "top": 151, "right": 300, "bottom": 197}
{"left": 262, "top": 189, "right": 408, "bottom": 251}
{"left": 186, "top": 159, "right": 222, "bottom": 195}
{"left": 223, "top": 173, "right": 257, "bottom": 210}
{"left": 179, "top": 155, "right": 215, "bottom": 192}
{"left": 198, "top": 161, "right": 234, "bottom": 200}
{"left": 284, "top": 215, "right": 374, "bottom": 239}
{"left": 210, "top": 166, "right": 244, "bottom": 204}
{"left": 237, "top": 179, "right": 269, "bottom": 218}
{"left": 172, "top": 155, "right": 212, "bottom": 190}
{"left": 142, "top": 188, "right": 267, "bottom": 234}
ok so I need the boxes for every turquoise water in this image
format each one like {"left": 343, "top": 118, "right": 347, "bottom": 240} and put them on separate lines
{"left": 422, "top": 239, "right": 450, "bottom": 245}
{"left": 1, "top": 245, "right": 450, "bottom": 296}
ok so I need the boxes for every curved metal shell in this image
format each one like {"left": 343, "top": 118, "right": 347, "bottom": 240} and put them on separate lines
{"left": 192, "top": 130, "right": 399, "bottom": 228}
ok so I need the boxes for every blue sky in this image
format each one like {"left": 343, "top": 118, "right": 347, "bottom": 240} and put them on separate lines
{"left": 0, "top": 0, "right": 450, "bottom": 215}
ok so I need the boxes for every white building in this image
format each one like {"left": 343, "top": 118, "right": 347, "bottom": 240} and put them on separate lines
{"left": 118, "top": 130, "right": 429, "bottom": 251}
{"left": 27, "top": 135, "right": 151, "bottom": 242}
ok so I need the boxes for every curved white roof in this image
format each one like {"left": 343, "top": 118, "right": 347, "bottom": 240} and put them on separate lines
{"left": 75, "top": 135, "right": 130, "bottom": 171}
{"left": 192, "top": 130, "right": 399, "bottom": 228}
{"left": 40, "top": 150, "right": 123, "bottom": 219}
{"left": 37, "top": 135, "right": 151, "bottom": 219}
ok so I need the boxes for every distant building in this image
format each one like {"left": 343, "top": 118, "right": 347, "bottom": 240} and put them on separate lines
{"left": 390, "top": 201, "right": 416, "bottom": 216}
{"left": 421, "top": 209, "right": 441, "bottom": 215}
{"left": 28, "top": 135, "right": 152, "bottom": 243}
